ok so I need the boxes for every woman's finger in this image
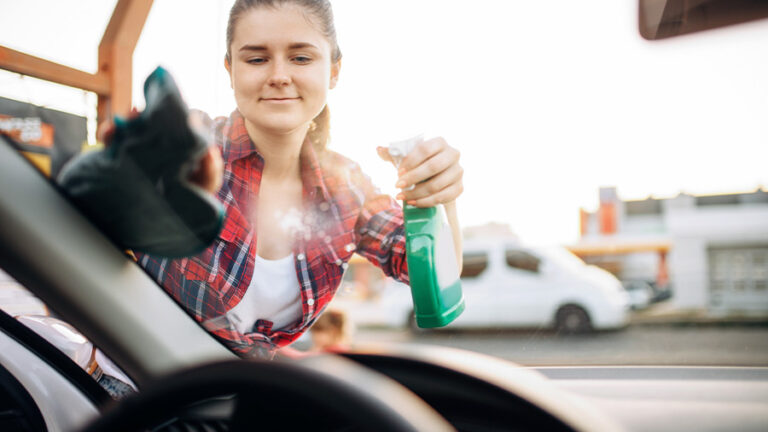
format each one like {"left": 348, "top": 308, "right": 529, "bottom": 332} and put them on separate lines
{"left": 396, "top": 145, "right": 459, "bottom": 189}
{"left": 189, "top": 146, "right": 224, "bottom": 194}
{"left": 398, "top": 137, "right": 445, "bottom": 173}
{"left": 96, "top": 119, "right": 115, "bottom": 146}
{"left": 376, "top": 146, "right": 394, "bottom": 164}
{"left": 398, "top": 163, "right": 463, "bottom": 202}
{"left": 97, "top": 107, "right": 141, "bottom": 147}
{"left": 405, "top": 182, "right": 464, "bottom": 208}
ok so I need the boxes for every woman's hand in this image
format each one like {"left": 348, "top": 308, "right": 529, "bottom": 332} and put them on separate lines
{"left": 377, "top": 137, "right": 463, "bottom": 207}
{"left": 186, "top": 110, "right": 224, "bottom": 194}
{"left": 187, "top": 145, "right": 224, "bottom": 194}
{"left": 97, "top": 109, "right": 224, "bottom": 195}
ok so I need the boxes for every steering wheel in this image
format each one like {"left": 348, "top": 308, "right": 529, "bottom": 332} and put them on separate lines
{"left": 81, "top": 356, "right": 453, "bottom": 432}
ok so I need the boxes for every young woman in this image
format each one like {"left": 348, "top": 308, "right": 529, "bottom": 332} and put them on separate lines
{"left": 140, "top": 0, "right": 464, "bottom": 358}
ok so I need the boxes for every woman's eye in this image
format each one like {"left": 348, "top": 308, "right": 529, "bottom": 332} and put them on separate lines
{"left": 247, "top": 58, "right": 267, "bottom": 65}
{"left": 293, "top": 56, "right": 312, "bottom": 64}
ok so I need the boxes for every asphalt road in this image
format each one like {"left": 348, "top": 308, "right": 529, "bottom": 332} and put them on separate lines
{"left": 353, "top": 325, "right": 768, "bottom": 366}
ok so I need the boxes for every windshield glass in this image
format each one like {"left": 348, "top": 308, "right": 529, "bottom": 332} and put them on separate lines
{"left": 1, "top": 0, "right": 767, "bottom": 366}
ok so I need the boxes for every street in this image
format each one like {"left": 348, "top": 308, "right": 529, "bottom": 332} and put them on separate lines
{"left": 353, "top": 325, "right": 768, "bottom": 366}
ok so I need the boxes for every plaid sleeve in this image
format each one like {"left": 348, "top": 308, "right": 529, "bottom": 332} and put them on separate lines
{"left": 347, "top": 163, "right": 410, "bottom": 284}
{"left": 135, "top": 253, "right": 179, "bottom": 289}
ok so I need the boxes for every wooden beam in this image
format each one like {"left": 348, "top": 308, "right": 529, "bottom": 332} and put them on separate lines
{"left": 567, "top": 241, "right": 672, "bottom": 256}
{"left": 0, "top": 46, "right": 110, "bottom": 95}
{"left": 97, "top": 0, "right": 154, "bottom": 121}
{"left": 0, "top": 0, "right": 153, "bottom": 127}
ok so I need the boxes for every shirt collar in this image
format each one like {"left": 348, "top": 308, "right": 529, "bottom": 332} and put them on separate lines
{"left": 223, "top": 110, "right": 332, "bottom": 203}
{"left": 222, "top": 110, "right": 259, "bottom": 165}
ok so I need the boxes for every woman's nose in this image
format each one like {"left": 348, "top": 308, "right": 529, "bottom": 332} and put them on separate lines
{"left": 267, "top": 61, "right": 291, "bottom": 87}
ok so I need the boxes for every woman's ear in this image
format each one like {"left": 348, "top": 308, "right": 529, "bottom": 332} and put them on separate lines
{"left": 329, "top": 58, "right": 341, "bottom": 89}
{"left": 224, "top": 57, "right": 234, "bottom": 89}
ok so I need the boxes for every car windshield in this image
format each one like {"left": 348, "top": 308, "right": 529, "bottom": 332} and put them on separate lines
{"left": 1, "top": 0, "right": 767, "bottom": 368}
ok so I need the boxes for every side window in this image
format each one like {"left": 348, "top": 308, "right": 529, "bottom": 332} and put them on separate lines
{"left": 505, "top": 249, "right": 541, "bottom": 274}
{"left": 461, "top": 252, "right": 489, "bottom": 278}
{"left": 0, "top": 268, "right": 136, "bottom": 399}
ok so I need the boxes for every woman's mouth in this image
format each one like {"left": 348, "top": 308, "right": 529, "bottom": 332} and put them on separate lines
{"left": 260, "top": 97, "right": 300, "bottom": 103}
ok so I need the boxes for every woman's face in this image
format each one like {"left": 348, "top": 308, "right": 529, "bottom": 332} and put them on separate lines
{"left": 226, "top": 4, "right": 340, "bottom": 138}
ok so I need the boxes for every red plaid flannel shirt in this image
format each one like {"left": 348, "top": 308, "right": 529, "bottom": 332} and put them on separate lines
{"left": 138, "top": 111, "right": 408, "bottom": 358}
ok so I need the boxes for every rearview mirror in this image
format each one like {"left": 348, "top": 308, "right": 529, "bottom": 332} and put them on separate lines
{"left": 639, "top": 0, "right": 768, "bottom": 40}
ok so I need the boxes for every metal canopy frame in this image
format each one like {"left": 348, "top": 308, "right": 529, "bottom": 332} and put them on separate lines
{"left": 0, "top": 0, "right": 154, "bottom": 123}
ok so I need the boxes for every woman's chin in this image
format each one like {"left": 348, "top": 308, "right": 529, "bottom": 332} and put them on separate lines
{"left": 245, "top": 116, "right": 311, "bottom": 138}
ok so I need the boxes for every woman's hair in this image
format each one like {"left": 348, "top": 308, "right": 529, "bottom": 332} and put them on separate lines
{"left": 225, "top": 0, "right": 342, "bottom": 151}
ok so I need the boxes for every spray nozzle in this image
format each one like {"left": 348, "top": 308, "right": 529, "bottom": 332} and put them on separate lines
{"left": 387, "top": 133, "right": 423, "bottom": 169}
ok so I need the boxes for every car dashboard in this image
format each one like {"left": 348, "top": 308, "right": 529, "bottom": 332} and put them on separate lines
{"left": 338, "top": 348, "right": 768, "bottom": 432}
{"left": 128, "top": 351, "right": 768, "bottom": 432}
{"left": 535, "top": 366, "right": 768, "bottom": 432}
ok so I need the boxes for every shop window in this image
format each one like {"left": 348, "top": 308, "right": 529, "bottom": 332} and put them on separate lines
{"left": 625, "top": 199, "right": 662, "bottom": 215}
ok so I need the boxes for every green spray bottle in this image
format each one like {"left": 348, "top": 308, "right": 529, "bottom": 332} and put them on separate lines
{"left": 389, "top": 136, "right": 465, "bottom": 328}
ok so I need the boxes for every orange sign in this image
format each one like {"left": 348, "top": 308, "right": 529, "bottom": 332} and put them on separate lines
{"left": 0, "top": 114, "right": 55, "bottom": 149}
{"left": 599, "top": 202, "right": 617, "bottom": 235}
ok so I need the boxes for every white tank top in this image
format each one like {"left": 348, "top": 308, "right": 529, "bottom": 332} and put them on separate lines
{"left": 226, "top": 254, "right": 302, "bottom": 334}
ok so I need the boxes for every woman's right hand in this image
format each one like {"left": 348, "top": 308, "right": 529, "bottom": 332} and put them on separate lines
{"left": 188, "top": 145, "right": 224, "bottom": 194}
{"left": 97, "top": 109, "right": 224, "bottom": 194}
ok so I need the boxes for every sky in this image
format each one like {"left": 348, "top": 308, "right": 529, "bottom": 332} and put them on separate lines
{"left": 1, "top": 0, "right": 767, "bottom": 246}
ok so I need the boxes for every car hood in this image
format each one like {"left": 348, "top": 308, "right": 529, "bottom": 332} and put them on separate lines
{"left": 550, "top": 263, "right": 623, "bottom": 294}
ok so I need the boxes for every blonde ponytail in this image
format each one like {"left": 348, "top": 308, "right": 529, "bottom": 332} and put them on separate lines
{"left": 309, "top": 105, "right": 331, "bottom": 151}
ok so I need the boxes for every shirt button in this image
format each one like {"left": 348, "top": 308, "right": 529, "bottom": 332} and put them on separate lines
{"left": 345, "top": 243, "right": 356, "bottom": 253}
{"left": 341, "top": 262, "right": 349, "bottom": 270}
{"left": 297, "top": 253, "right": 306, "bottom": 261}
{"left": 307, "top": 298, "right": 315, "bottom": 306}
{"left": 335, "top": 259, "right": 343, "bottom": 266}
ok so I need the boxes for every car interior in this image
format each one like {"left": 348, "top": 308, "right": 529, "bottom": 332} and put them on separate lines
{"left": 1, "top": 1, "right": 768, "bottom": 431}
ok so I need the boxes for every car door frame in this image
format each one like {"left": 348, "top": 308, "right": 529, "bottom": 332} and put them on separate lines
{"left": 0, "top": 138, "right": 235, "bottom": 387}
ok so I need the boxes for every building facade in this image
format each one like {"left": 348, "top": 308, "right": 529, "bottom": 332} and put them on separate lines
{"left": 572, "top": 187, "right": 768, "bottom": 315}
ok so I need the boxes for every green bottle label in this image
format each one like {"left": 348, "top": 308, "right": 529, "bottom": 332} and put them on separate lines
{"left": 403, "top": 204, "right": 465, "bottom": 328}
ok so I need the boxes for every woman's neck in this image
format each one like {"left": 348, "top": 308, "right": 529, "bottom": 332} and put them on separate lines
{"left": 244, "top": 121, "right": 307, "bottom": 180}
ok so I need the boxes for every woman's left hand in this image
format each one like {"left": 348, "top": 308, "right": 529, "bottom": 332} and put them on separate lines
{"left": 377, "top": 137, "right": 463, "bottom": 207}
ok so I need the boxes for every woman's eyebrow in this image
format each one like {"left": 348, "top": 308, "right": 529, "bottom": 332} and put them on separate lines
{"left": 239, "top": 42, "right": 320, "bottom": 52}
{"left": 239, "top": 44, "right": 268, "bottom": 52}
{"left": 287, "top": 42, "right": 319, "bottom": 50}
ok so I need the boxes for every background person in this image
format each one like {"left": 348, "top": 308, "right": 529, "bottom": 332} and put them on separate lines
{"left": 309, "top": 309, "right": 352, "bottom": 353}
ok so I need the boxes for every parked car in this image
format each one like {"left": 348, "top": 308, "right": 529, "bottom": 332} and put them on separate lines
{"left": 622, "top": 279, "right": 655, "bottom": 310}
{"left": 335, "top": 240, "right": 630, "bottom": 333}
{"left": 648, "top": 281, "right": 674, "bottom": 304}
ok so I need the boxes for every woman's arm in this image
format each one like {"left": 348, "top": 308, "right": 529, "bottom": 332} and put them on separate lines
{"left": 349, "top": 183, "right": 410, "bottom": 283}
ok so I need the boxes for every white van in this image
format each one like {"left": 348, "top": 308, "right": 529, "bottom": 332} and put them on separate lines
{"left": 335, "top": 240, "right": 630, "bottom": 333}
{"left": 450, "top": 240, "right": 630, "bottom": 332}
